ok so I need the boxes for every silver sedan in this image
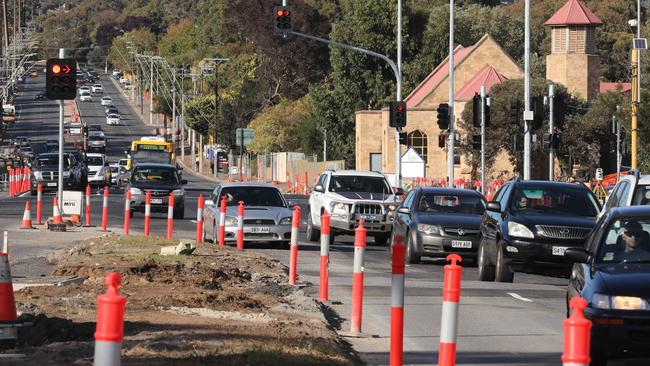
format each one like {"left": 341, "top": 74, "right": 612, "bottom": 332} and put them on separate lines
{"left": 203, "top": 183, "right": 294, "bottom": 247}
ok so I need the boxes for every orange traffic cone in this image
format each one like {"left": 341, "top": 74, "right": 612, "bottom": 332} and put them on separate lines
{"left": 20, "top": 201, "right": 33, "bottom": 229}
{"left": 0, "top": 253, "right": 17, "bottom": 323}
{"left": 53, "top": 197, "right": 63, "bottom": 224}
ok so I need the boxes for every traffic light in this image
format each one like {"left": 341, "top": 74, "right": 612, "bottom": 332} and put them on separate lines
{"left": 551, "top": 132, "right": 561, "bottom": 150}
{"left": 438, "top": 134, "right": 446, "bottom": 148}
{"left": 553, "top": 97, "right": 565, "bottom": 128}
{"left": 389, "top": 101, "right": 407, "bottom": 128}
{"left": 472, "top": 134, "right": 481, "bottom": 150}
{"left": 274, "top": 6, "right": 293, "bottom": 35}
{"left": 45, "top": 58, "right": 76, "bottom": 100}
{"left": 512, "top": 134, "right": 523, "bottom": 151}
{"left": 398, "top": 131, "right": 407, "bottom": 145}
{"left": 437, "top": 103, "right": 449, "bottom": 130}
{"left": 472, "top": 93, "right": 481, "bottom": 128}
{"left": 509, "top": 100, "right": 520, "bottom": 125}
{"left": 531, "top": 96, "right": 545, "bottom": 130}
{"left": 485, "top": 97, "right": 491, "bottom": 127}
{"left": 543, "top": 133, "right": 552, "bottom": 151}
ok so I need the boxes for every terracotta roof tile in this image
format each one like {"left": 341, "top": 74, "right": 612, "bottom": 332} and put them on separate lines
{"left": 600, "top": 82, "right": 632, "bottom": 94}
{"left": 544, "top": 0, "right": 602, "bottom": 26}
{"left": 456, "top": 65, "right": 508, "bottom": 101}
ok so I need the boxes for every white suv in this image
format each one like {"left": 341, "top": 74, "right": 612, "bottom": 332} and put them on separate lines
{"left": 306, "top": 170, "right": 402, "bottom": 245}
{"left": 601, "top": 171, "right": 650, "bottom": 215}
{"left": 92, "top": 84, "right": 103, "bottom": 93}
{"left": 86, "top": 153, "right": 110, "bottom": 187}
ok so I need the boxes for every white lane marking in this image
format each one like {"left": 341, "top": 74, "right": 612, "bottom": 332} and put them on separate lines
{"left": 189, "top": 220, "right": 197, "bottom": 224}
{"left": 507, "top": 292, "right": 533, "bottom": 303}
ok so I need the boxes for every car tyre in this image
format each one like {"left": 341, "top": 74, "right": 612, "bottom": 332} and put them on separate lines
{"left": 373, "top": 233, "right": 389, "bottom": 246}
{"left": 405, "top": 233, "right": 420, "bottom": 264}
{"left": 306, "top": 211, "right": 320, "bottom": 242}
{"left": 495, "top": 241, "right": 514, "bottom": 283}
{"left": 477, "top": 238, "right": 495, "bottom": 281}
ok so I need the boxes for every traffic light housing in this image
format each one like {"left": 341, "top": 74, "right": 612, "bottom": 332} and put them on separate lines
{"left": 531, "top": 96, "right": 545, "bottom": 130}
{"left": 45, "top": 58, "right": 76, "bottom": 100}
{"left": 509, "top": 100, "right": 520, "bottom": 125}
{"left": 274, "top": 6, "right": 293, "bottom": 35}
{"left": 543, "top": 133, "right": 552, "bottom": 151}
{"left": 551, "top": 132, "right": 561, "bottom": 150}
{"left": 438, "top": 134, "right": 446, "bottom": 148}
{"left": 472, "top": 134, "right": 481, "bottom": 150}
{"left": 398, "top": 131, "right": 407, "bottom": 145}
{"left": 389, "top": 101, "right": 407, "bottom": 128}
{"left": 437, "top": 103, "right": 449, "bottom": 130}
{"left": 472, "top": 93, "right": 481, "bottom": 128}
{"left": 553, "top": 97, "right": 566, "bottom": 128}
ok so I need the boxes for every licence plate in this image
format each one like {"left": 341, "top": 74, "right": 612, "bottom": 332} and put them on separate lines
{"left": 451, "top": 240, "right": 472, "bottom": 249}
{"left": 47, "top": 182, "right": 57, "bottom": 187}
{"left": 360, "top": 214, "right": 377, "bottom": 221}
{"left": 151, "top": 198, "right": 163, "bottom": 204}
{"left": 244, "top": 227, "right": 270, "bottom": 233}
{"left": 552, "top": 246, "right": 568, "bottom": 256}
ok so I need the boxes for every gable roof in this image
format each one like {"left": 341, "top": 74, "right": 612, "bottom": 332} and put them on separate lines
{"left": 405, "top": 45, "right": 474, "bottom": 108}
{"left": 456, "top": 65, "right": 508, "bottom": 100}
{"left": 600, "top": 82, "right": 632, "bottom": 94}
{"left": 544, "top": 0, "right": 602, "bottom": 26}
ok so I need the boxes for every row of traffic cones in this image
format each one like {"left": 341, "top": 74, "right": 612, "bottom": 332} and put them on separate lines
{"left": 19, "top": 197, "right": 64, "bottom": 230}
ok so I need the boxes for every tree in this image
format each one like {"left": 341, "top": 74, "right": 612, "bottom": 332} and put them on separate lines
{"left": 158, "top": 20, "right": 206, "bottom": 66}
{"left": 247, "top": 98, "right": 309, "bottom": 154}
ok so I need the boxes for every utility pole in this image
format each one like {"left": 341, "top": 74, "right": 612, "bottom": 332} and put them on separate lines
{"left": 523, "top": 0, "right": 531, "bottom": 180}
{"left": 149, "top": 55, "right": 154, "bottom": 126}
{"left": 448, "top": 0, "right": 455, "bottom": 187}
{"left": 613, "top": 111, "right": 621, "bottom": 182}
{"left": 57, "top": 48, "right": 65, "bottom": 211}
{"left": 323, "top": 128, "right": 327, "bottom": 162}
{"left": 631, "top": 0, "right": 641, "bottom": 170}
{"left": 480, "top": 85, "right": 486, "bottom": 194}
{"left": 2, "top": 0, "right": 9, "bottom": 97}
{"left": 395, "top": 0, "right": 402, "bottom": 189}
{"left": 181, "top": 94, "right": 185, "bottom": 162}
{"left": 548, "top": 84, "right": 555, "bottom": 180}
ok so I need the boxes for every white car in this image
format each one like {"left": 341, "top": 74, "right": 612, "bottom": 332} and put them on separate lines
{"left": 92, "top": 84, "right": 103, "bottom": 93}
{"left": 106, "top": 113, "right": 121, "bottom": 126}
{"left": 86, "top": 153, "right": 110, "bottom": 187}
{"left": 100, "top": 96, "right": 112, "bottom": 106}
{"left": 123, "top": 82, "right": 132, "bottom": 90}
{"left": 79, "top": 91, "right": 92, "bottom": 102}
{"left": 119, "top": 76, "right": 129, "bottom": 84}
{"left": 112, "top": 69, "right": 121, "bottom": 77}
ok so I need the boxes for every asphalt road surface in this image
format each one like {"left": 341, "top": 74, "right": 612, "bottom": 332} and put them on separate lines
{"left": 0, "top": 73, "right": 645, "bottom": 365}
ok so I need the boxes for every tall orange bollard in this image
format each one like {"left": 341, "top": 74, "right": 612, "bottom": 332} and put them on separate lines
{"left": 167, "top": 193, "right": 174, "bottom": 239}
{"left": 36, "top": 184, "right": 43, "bottom": 224}
{"left": 350, "top": 219, "right": 367, "bottom": 335}
{"left": 196, "top": 194, "right": 204, "bottom": 243}
{"left": 236, "top": 201, "right": 245, "bottom": 250}
{"left": 438, "top": 254, "right": 463, "bottom": 366}
{"left": 319, "top": 210, "right": 330, "bottom": 302}
{"left": 85, "top": 185, "right": 92, "bottom": 226}
{"left": 562, "top": 297, "right": 591, "bottom": 366}
{"left": 123, "top": 191, "right": 131, "bottom": 235}
{"left": 218, "top": 196, "right": 226, "bottom": 246}
{"left": 289, "top": 206, "right": 300, "bottom": 285}
{"left": 93, "top": 272, "right": 127, "bottom": 366}
{"left": 144, "top": 190, "right": 151, "bottom": 237}
{"left": 390, "top": 236, "right": 406, "bottom": 366}
{"left": 101, "top": 187, "right": 109, "bottom": 232}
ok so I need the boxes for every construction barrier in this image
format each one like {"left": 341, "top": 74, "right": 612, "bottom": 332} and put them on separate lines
{"left": 562, "top": 297, "right": 591, "bottom": 366}
{"left": 52, "top": 196, "right": 63, "bottom": 224}
{"left": 144, "top": 191, "right": 151, "bottom": 237}
{"left": 36, "top": 184, "right": 43, "bottom": 225}
{"left": 350, "top": 220, "right": 367, "bottom": 335}
{"left": 236, "top": 201, "right": 244, "bottom": 250}
{"left": 102, "top": 187, "right": 109, "bottom": 232}
{"left": 289, "top": 206, "right": 300, "bottom": 285}
{"left": 218, "top": 196, "right": 226, "bottom": 246}
{"left": 390, "top": 236, "right": 406, "bottom": 366}
{"left": 319, "top": 210, "right": 330, "bottom": 302}
{"left": 196, "top": 194, "right": 204, "bottom": 243}
{"left": 20, "top": 201, "right": 33, "bottom": 229}
{"left": 93, "top": 272, "right": 126, "bottom": 366}
{"left": 166, "top": 193, "right": 174, "bottom": 239}
{"left": 0, "top": 252, "right": 16, "bottom": 324}
{"left": 123, "top": 191, "right": 131, "bottom": 235}
{"left": 439, "top": 254, "right": 463, "bottom": 366}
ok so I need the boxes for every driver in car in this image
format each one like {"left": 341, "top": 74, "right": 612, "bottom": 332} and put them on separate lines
{"left": 615, "top": 221, "right": 650, "bottom": 260}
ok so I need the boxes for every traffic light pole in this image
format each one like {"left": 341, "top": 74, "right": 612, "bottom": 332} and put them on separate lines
{"left": 480, "top": 86, "right": 485, "bottom": 194}
{"left": 614, "top": 114, "right": 621, "bottom": 182}
{"left": 548, "top": 85, "right": 555, "bottom": 181}
{"left": 396, "top": 0, "right": 402, "bottom": 190}
{"left": 448, "top": 0, "right": 455, "bottom": 188}
{"left": 57, "top": 48, "right": 64, "bottom": 211}
{"left": 523, "top": 0, "right": 531, "bottom": 180}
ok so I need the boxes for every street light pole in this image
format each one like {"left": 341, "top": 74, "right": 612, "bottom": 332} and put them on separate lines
{"left": 395, "top": 0, "right": 402, "bottom": 190}
{"left": 448, "top": 0, "right": 455, "bottom": 188}
{"left": 549, "top": 84, "right": 555, "bottom": 180}
{"left": 149, "top": 55, "right": 154, "bottom": 126}
{"left": 523, "top": 0, "right": 531, "bottom": 180}
{"left": 480, "top": 85, "right": 486, "bottom": 194}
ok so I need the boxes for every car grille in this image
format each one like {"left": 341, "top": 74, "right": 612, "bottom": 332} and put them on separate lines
{"left": 89, "top": 170, "right": 97, "bottom": 176}
{"left": 40, "top": 171, "right": 59, "bottom": 180}
{"left": 535, "top": 225, "right": 591, "bottom": 240}
{"left": 443, "top": 227, "right": 480, "bottom": 237}
{"left": 354, "top": 204, "right": 383, "bottom": 215}
{"left": 149, "top": 190, "right": 170, "bottom": 197}
{"left": 244, "top": 219, "right": 275, "bottom": 225}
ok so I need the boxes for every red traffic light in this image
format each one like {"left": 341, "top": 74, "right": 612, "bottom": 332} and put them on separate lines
{"left": 283, "top": 10, "right": 290, "bottom": 16}
{"left": 276, "top": 10, "right": 284, "bottom": 16}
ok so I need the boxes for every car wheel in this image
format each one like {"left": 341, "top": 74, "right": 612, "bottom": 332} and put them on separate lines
{"left": 373, "top": 233, "right": 389, "bottom": 246}
{"left": 477, "top": 237, "right": 495, "bottom": 281}
{"left": 405, "top": 232, "right": 420, "bottom": 264}
{"left": 495, "top": 241, "right": 514, "bottom": 283}
{"left": 306, "top": 211, "right": 320, "bottom": 242}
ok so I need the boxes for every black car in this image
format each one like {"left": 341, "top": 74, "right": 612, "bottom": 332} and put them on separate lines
{"left": 64, "top": 149, "right": 89, "bottom": 188}
{"left": 478, "top": 178, "right": 601, "bottom": 282}
{"left": 30, "top": 153, "right": 84, "bottom": 194}
{"left": 46, "top": 139, "right": 59, "bottom": 152}
{"left": 565, "top": 206, "right": 650, "bottom": 365}
{"left": 391, "top": 188, "right": 485, "bottom": 263}
{"left": 127, "top": 163, "right": 187, "bottom": 219}
{"left": 35, "top": 92, "right": 46, "bottom": 100}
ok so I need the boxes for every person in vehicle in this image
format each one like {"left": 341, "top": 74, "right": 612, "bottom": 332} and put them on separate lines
{"left": 615, "top": 221, "right": 650, "bottom": 259}
{"left": 516, "top": 195, "right": 529, "bottom": 210}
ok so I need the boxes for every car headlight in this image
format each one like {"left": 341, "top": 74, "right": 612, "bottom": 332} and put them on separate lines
{"left": 330, "top": 202, "right": 349, "bottom": 216}
{"left": 130, "top": 187, "right": 143, "bottom": 196}
{"left": 417, "top": 224, "right": 439, "bottom": 235}
{"left": 612, "top": 296, "right": 649, "bottom": 310}
{"left": 591, "top": 293, "right": 611, "bottom": 309}
{"left": 34, "top": 171, "right": 42, "bottom": 180}
{"left": 62, "top": 171, "right": 71, "bottom": 178}
{"left": 172, "top": 189, "right": 184, "bottom": 196}
{"left": 224, "top": 216, "right": 237, "bottom": 226}
{"left": 507, "top": 221, "right": 534, "bottom": 239}
{"left": 279, "top": 217, "right": 292, "bottom": 225}
{"left": 387, "top": 204, "right": 397, "bottom": 211}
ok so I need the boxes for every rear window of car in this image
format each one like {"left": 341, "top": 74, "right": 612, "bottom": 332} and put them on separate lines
{"left": 417, "top": 193, "right": 485, "bottom": 215}
{"left": 220, "top": 187, "right": 286, "bottom": 207}
{"left": 511, "top": 186, "right": 600, "bottom": 217}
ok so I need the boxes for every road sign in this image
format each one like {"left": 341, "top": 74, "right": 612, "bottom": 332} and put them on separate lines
{"left": 236, "top": 128, "right": 254, "bottom": 147}
{"left": 62, "top": 190, "right": 82, "bottom": 216}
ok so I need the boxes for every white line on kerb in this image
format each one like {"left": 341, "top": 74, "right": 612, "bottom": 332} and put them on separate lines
{"left": 507, "top": 292, "right": 533, "bottom": 302}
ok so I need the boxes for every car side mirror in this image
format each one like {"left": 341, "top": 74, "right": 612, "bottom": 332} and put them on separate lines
{"left": 181, "top": 179, "right": 188, "bottom": 185}
{"left": 314, "top": 184, "right": 325, "bottom": 193}
{"left": 394, "top": 187, "right": 404, "bottom": 196}
{"left": 486, "top": 201, "right": 501, "bottom": 212}
{"left": 204, "top": 199, "right": 214, "bottom": 206}
{"left": 564, "top": 248, "right": 590, "bottom": 264}
{"left": 397, "top": 207, "right": 411, "bottom": 215}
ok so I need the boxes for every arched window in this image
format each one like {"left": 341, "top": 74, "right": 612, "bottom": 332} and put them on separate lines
{"left": 407, "top": 130, "right": 428, "bottom": 163}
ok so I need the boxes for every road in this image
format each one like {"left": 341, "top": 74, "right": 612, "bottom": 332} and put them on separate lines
{"left": 0, "top": 72, "right": 643, "bottom": 365}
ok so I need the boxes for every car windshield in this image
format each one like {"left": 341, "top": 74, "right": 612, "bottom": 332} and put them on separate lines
{"left": 86, "top": 156, "right": 104, "bottom": 166}
{"left": 38, "top": 156, "right": 69, "bottom": 168}
{"left": 596, "top": 219, "right": 650, "bottom": 264}
{"left": 89, "top": 135, "right": 103, "bottom": 141}
{"left": 108, "top": 114, "right": 119, "bottom": 118}
{"left": 3, "top": 108, "right": 14, "bottom": 114}
{"left": 417, "top": 193, "right": 485, "bottom": 214}
{"left": 220, "top": 186, "right": 286, "bottom": 207}
{"left": 631, "top": 185, "right": 650, "bottom": 206}
{"left": 510, "top": 186, "right": 599, "bottom": 217}
{"left": 131, "top": 168, "right": 178, "bottom": 184}
{"left": 328, "top": 175, "right": 391, "bottom": 194}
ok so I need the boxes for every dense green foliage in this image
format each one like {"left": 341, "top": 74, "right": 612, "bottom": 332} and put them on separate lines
{"left": 28, "top": 0, "right": 650, "bottom": 174}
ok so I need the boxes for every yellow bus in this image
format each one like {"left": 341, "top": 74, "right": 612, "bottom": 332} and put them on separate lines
{"left": 128, "top": 137, "right": 174, "bottom": 169}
